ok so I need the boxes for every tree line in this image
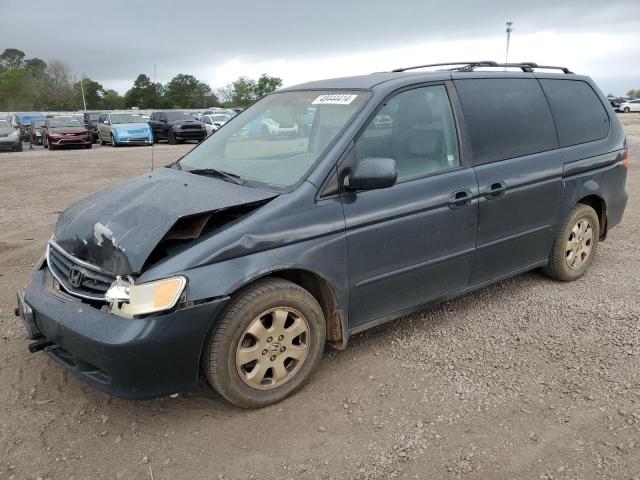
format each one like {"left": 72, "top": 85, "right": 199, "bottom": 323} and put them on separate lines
{"left": 0, "top": 48, "right": 283, "bottom": 111}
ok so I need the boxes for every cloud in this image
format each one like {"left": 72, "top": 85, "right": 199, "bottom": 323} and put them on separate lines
{"left": 1, "top": 0, "right": 638, "bottom": 94}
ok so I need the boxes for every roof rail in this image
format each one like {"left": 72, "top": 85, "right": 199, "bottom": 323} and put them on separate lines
{"left": 391, "top": 61, "right": 573, "bottom": 74}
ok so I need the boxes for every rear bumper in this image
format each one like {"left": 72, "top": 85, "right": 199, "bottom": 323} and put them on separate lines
{"left": 22, "top": 267, "right": 229, "bottom": 399}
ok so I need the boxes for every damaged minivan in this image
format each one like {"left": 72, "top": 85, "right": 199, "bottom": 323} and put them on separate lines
{"left": 17, "top": 61, "right": 628, "bottom": 407}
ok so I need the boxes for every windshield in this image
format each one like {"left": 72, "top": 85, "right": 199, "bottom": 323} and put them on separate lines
{"left": 166, "top": 111, "right": 196, "bottom": 121}
{"left": 211, "top": 114, "right": 230, "bottom": 122}
{"left": 49, "top": 118, "right": 82, "bottom": 127}
{"left": 19, "top": 114, "right": 44, "bottom": 124}
{"left": 89, "top": 113, "right": 100, "bottom": 121}
{"left": 32, "top": 120, "right": 46, "bottom": 127}
{"left": 0, "top": 120, "right": 10, "bottom": 128}
{"left": 175, "top": 90, "right": 370, "bottom": 190}
{"left": 110, "top": 113, "right": 146, "bottom": 124}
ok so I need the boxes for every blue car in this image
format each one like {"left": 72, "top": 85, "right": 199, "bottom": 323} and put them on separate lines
{"left": 96, "top": 112, "right": 153, "bottom": 146}
{"left": 9, "top": 112, "right": 46, "bottom": 141}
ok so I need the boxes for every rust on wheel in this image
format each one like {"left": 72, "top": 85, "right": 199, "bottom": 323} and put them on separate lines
{"left": 235, "top": 307, "right": 310, "bottom": 390}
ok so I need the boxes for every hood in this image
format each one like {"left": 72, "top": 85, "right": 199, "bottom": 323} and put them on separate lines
{"left": 170, "top": 119, "right": 201, "bottom": 126}
{"left": 49, "top": 126, "right": 88, "bottom": 134}
{"left": 53, "top": 167, "right": 276, "bottom": 275}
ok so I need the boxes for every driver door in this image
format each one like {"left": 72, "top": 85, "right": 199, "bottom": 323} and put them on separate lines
{"left": 340, "top": 84, "right": 479, "bottom": 328}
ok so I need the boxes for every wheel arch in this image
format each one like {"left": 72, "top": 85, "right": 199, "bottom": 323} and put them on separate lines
{"left": 576, "top": 194, "right": 607, "bottom": 240}
{"left": 232, "top": 268, "right": 348, "bottom": 350}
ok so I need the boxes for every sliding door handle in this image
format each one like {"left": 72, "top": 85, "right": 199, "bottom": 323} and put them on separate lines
{"left": 484, "top": 181, "right": 507, "bottom": 199}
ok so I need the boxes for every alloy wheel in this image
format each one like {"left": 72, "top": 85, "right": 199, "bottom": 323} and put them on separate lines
{"left": 235, "top": 307, "right": 310, "bottom": 390}
{"left": 565, "top": 218, "right": 593, "bottom": 270}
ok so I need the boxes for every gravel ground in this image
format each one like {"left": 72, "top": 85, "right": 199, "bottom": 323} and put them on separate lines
{"left": 1, "top": 116, "right": 639, "bottom": 480}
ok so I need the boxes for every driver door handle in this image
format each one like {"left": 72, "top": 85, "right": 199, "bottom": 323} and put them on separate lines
{"left": 448, "top": 189, "right": 473, "bottom": 209}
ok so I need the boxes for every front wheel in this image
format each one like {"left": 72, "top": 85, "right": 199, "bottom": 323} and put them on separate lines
{"left": 15, "top": 142, "right": 23, "bottom": 152}
{"left": 110, "top": 134, "right": 118, "bottom": 147}
{"left": 624, "top": 107, "right": 630, "bottom": 113}
{"left": 542, "top": 204, "right": 600, "bottom": 282}
{"left": 203, "top": 278, "right": 326, "bottom": 408}
{"left": 168, "top": 131, "right": 177, "bottom": 145}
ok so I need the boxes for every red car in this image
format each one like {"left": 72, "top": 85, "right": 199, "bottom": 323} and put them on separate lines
{"left": 43, "top": 117, "right": 92, "bottom": 150}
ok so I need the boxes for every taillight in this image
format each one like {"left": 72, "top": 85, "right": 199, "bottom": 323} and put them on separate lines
{"left": 623, "top": 146, "right": 629, "bottom": 168}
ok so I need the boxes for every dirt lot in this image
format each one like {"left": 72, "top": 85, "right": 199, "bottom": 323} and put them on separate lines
{"left": 1, "top": 116, "right": 639, "bottom": 480}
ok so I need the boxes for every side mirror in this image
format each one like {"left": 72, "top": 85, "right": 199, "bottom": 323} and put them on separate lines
{"left": 103, "top": 121, "right": 110, "bottom": 125}
{"left": 346, "top": 157, "right": 398, "bottom": 191}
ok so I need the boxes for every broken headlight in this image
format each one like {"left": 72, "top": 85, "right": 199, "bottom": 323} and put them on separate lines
{"left": 106, "top": 276, "right": 187, "bottom": 318}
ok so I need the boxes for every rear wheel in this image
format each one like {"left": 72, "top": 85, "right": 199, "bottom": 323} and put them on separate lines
{"left": 203, "top": 278, "right": 326, "bottom": 408}
{"left": 542, "top": 203, "right": 600, "bottom": 282}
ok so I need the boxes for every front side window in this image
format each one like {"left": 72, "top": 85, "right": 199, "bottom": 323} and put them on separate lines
{"left": 176, "top": 90, "right": 371, "bottom": 190}
{"left": 354, "top": 85, "right": 460, "bottom": 181}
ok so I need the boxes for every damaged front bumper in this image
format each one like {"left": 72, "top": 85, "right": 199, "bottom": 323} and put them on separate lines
{"left": 20, "top": 267, "right": 229, "bottom": 399}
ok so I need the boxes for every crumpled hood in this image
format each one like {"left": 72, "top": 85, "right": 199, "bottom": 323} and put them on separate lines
{"left": 53, "top": 167, "right": 276, "bottom": 275}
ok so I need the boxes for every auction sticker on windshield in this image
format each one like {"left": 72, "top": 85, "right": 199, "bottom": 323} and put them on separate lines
{"left": 312, "top": 94, "right": 358, "bottom": 105}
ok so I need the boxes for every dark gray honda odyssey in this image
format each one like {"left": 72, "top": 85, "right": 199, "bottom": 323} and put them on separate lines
{"left": 17, "top": 61, "right": 629, "bottom": 407}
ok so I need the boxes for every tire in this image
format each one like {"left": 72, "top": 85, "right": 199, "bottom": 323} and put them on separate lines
{"left": 168, "top": 131, "right": 177, "bottom": 145}
{"left": 542, "top": 203, "right": 600, "bottom": 282}
{"left": 43, "top": 137, "right": 48, "bottom": 149}
{"left": 110, "top": 134, "right": 118, "bottom": 147}
{"left": 624, "top": 107, "right": 630, "bottom": 113}
{"left": 15, "top": 142, "right": 23, "bottom": 152}
{"left": 85, "top": 143, "right": 92, "bottom": 149}
{"left": 100, "top": 132, "right": 107, "bottom": 146}
{"left": 49, "top": 141, "right": 56, "bottom": 151}
{"left": 203, "top": 278, "right": 326, "bottom": 408}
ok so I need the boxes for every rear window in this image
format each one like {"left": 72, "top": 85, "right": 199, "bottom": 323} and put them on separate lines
{"left": 540, "top": 79, "right": 609, "bottom": 147}
{"left": 455, "top": 79, "right": 558, "bottom": 165}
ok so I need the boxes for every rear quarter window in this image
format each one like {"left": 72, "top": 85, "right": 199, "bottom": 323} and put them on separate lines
{"left": 540, "top": 79, "right": 609, "bottom": 147}
{"left": 454, "top": 78, "right": 558, "bottom": 165}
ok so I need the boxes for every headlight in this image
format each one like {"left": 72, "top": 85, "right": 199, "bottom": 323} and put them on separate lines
{"left": 49, "top": 132, "right": 62, "bottom": 137}
{"left": 9, "top": 129, "right": 19, "bottom": 137}
{"left": 106, "top": 276, "right": 187, "bottom": 318}
{"left": 172, "top": 124, "right": 182, "bottom": 130}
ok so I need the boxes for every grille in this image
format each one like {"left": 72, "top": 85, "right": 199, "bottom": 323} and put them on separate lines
{"left": 181, "top": 124, "right": 202, "bottom": 130}
{"left": 47, "top": 242, "right": 115, "bottom": 301}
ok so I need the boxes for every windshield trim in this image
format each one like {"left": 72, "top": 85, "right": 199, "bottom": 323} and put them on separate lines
{"left": 172, "top": 88, "right": 373, "bottom": 194}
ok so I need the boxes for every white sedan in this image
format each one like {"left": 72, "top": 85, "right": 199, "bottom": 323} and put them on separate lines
{"left": 619, "top": 99, "right": 640, "bottom": 113}
{"left": 200, "top": 114, "right": 233, "bottom": 136}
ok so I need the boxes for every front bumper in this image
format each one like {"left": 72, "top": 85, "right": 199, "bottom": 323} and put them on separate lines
{"left": 21, "top": 267, "right": 229, "bottom": 399}
{"left": 49, "top": 135, "right": 91, "bottom": 146}
{"left": 0, "top": 138, "right": 21, "bottom": 149}
{"left": 175, "top": 129, "right": 206, "bottom": 141}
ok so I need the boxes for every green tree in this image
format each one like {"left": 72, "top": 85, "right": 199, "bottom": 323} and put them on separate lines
{"left": 230, "top": 76, "right": 257, "bottom": 108}
{"left": 43, "top": 59, "right": 77, "bottom": 110}
{"left": 0, "top": 48, "right": 26, "bottom": 70}
{"left": 254, "top": 74, "right": 283, "bottom": 98}
{"left": 164, "top": 74, "right": 217, "bottom": 108}
{"left": 627, "top": 89, "right": 640, "bottom": 98}
{"left": 75, "top": 77, "right": 105, "bottom": 109}
{"left": 101, "top": 89, "right": 125, "bottom": 109}
{"left": 124, "top": 74, "right": 160, "bottom": 108}
{"left": 0, "top": 68, "right": 31, "bottom": 110}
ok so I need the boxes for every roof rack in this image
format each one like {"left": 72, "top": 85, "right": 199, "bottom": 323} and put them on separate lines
{"left": 391, "top": 61, "right": 573, "bottom": 74}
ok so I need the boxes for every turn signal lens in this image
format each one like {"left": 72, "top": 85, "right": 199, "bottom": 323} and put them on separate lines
{"left": 109, "top": 276, "right": 186, "bottom": 318}
{"left": 623, "top": 146, "right": 629, "bottom": 168}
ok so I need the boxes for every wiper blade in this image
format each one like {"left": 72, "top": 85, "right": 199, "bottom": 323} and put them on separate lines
{"left": 187, "top": 168, "right": 244, "bottom": 185}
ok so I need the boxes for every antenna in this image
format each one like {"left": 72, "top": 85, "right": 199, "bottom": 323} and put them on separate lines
{"left": 505, "top": 21, "right": 514, "bottom": 65}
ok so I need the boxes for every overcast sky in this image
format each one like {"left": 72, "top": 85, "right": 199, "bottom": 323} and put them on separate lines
{"left": 1, "top": 0, "right": 639, "bottom": 96}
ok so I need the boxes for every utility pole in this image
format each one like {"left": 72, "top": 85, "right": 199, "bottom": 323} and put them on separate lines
{"left": 505, "top": 21, "right": 513, "bottom": 64}
{"left": 80, "top": 75, "right": 87, "bottom": 111}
